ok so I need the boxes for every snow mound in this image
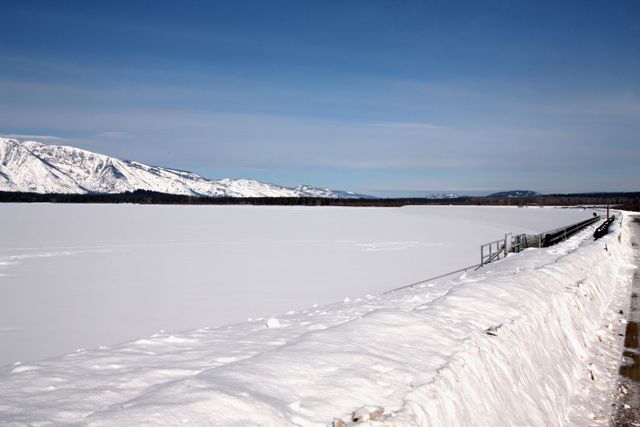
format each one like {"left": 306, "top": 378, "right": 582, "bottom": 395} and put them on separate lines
{"left": 266, "top": 318, "right": 281, "bottom": 329}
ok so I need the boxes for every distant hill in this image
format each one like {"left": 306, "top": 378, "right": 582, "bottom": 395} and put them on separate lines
{"left": 426, "top": 193, "right": 464, "bottom": 199}
{"left": 0, "top": 138, "right": 369, "bottom": 198}
{"left": 487, "top": 190, "right": 540, "bottom": 198}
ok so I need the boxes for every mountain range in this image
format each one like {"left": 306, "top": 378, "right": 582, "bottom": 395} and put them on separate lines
{"left": 0, "top": 138, "right": 365, "bottom": 198}
{"left": 487, "top": 190, "right": 541, "bottom": 198}
{"left": 0, "top": 138, "right": 548, "bottom": 200}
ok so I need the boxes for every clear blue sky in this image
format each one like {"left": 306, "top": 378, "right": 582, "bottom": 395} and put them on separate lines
{"left": 1, "top": 0, "right": 639, "bottom": 195}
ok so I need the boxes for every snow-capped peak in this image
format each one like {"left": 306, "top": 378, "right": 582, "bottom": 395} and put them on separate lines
{"left": 0, "top": 138, "right": 365, "bottom": 198}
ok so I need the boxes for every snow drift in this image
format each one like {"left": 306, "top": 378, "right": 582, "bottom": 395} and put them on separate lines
{"left": 0, "top": 215, "right": 635, "bottom": 426}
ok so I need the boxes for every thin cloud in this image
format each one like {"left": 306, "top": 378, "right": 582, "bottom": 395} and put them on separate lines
{"left": 0, "top": 133, "right": 67, "bottom": 142}
{"left": 95, "top": 131, "right": 131, "bottom": 138}
{"left": 366, "top": 122, "right": 446, "bottom": 130}
{"left": 522, "top": 93, "right": 640, "bottom": 120}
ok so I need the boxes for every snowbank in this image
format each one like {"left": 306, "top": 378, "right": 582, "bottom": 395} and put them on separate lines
{"left": 0, "top": 215, "right": 635, "bottom": 426}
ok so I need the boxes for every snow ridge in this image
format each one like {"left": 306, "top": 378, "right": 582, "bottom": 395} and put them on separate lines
{"left": 0, "top": 138, "right": 364, "bottom": 198}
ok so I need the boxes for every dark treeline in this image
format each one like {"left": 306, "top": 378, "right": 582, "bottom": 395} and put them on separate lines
{"left": 0, "top": 190, "right": 471, "bottom": 206}
{"left": 475, "top": 193, "right": 640, "bottom": 210}
{"left": 1, "top": 190, "right": 639, "bottom": 210}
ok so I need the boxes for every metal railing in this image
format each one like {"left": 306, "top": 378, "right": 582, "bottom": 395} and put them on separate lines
{"left": 385, "top": 214, "right": 605, "bottom": 294}
{"left": 540, "top": 216, "right": 601, "bottom": 247}
{"left": 384, "top": 264, "right": 480, "bottom": 294}
{"left": 594, "top": 215, "right": 616, "bottom": 239}
{"left": 480, "top": 238, "right": 507, "bottom": 266}
{"left": 479, "top": 233, "right": 529, "bottom": 267}
{"left": 478, "top": 215, "right": 602, "bottom": 267}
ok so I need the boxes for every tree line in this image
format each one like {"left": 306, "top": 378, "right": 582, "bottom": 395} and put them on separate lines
{"left": 0, "top": 190, "right": 638, "bottom": 210}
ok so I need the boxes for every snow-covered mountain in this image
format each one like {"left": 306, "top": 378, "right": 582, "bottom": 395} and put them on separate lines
{"left": 487, "top": 190, "right": 541, "bottom": 198}
{"left": 0, "top": 138, "right": 366, "bottom": 198}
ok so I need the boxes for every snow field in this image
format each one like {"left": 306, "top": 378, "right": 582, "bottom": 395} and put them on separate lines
{"left": 0, "top": 210, "right": 635, "bottom": 426}
{"left": 0, "top": 204, "right": 594, "bottom": 365}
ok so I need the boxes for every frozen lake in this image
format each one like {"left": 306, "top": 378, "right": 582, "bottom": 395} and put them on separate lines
{"left": 0, "top": 203, "right": 594, "bottom": 366}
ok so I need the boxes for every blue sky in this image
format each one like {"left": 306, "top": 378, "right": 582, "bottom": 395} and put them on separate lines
{"left": 1, "top": 0, "right": 639, "bottom": 195}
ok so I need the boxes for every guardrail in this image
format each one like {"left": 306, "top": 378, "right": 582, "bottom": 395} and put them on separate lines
{"left": 386, "top": 214, "right": 606, "bottom": 294}
{"left": 594, "top": 215, "right": 616, "bottom": 239}
{"left": 478, "top": 215, "right": 602, "bottom": 267}
{"left": 540, "top": 216, "right": 602, "bottom": 247}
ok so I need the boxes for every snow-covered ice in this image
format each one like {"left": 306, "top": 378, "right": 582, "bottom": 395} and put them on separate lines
{"left": 0, "top": 209, "right": 635, "bottom": 426}
{"left": 0, "top": 204, "right": 595, "bottom": 365}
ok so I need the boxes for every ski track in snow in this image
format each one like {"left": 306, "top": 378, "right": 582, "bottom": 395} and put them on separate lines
{"left": 0, "top": 248, "right": 120, "bottom": 275}
{"left": 0, "top": 214, "right": 635, "bottom": 426}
